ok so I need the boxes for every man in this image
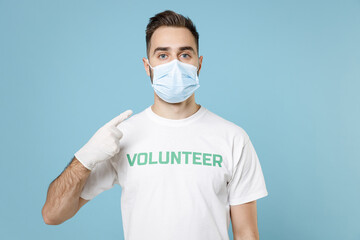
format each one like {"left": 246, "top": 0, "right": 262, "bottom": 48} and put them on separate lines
{"left": 42, "top": 10, "right": 268, "bottom": 240}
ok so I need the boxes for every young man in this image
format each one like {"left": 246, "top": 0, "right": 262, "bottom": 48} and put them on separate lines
{"left": 42, "top": 10, "right": 268, "bottom": 240}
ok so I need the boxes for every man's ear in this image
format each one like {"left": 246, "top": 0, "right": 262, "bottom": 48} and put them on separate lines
{"left": 142, "top": 57, "right": 151, "bottom": 76}
{"left": 197, "top": 56, "right": 203, "bottom": 75}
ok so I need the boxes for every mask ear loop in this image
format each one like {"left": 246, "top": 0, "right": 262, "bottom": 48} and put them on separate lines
{"left": 147, "top": 59, "right": 153, "bottom": 69}
{"left": 147, "top": 59, "right": 154, "bottom": 85}
{"left": 196, "top": 58, "right": 200, "bottom": 76}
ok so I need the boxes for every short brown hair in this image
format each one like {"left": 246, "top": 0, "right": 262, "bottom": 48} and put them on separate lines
{"left": 145, "top": 10, "right": 199, "bottom": 58}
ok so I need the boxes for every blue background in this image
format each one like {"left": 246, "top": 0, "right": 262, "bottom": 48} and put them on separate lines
{"left": 1, "top": 0, "right": 359, "bottom": 239}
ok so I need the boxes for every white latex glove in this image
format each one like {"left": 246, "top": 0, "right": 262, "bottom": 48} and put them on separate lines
{"left": 74, "top": 109, "right": 133, "bottom": 170}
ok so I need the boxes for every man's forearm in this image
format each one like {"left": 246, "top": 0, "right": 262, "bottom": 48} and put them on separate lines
{"left": 42, "top": 157, "right": 91, "bottom": 225}
{"left": 234, "top": 233, "right": 259, "bottom": 240}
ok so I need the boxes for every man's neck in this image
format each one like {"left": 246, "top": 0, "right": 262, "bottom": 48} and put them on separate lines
{"left": 151, "top": 94, "right": 201, "bottom": 120}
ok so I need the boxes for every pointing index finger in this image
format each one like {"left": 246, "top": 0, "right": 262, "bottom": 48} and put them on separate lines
{"left": 107, "top": 109, "right": 133, "bottom": 127}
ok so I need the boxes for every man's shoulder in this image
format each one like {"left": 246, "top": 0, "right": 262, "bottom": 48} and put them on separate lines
{"left": 116, "top": 106, "right": 149, "bottom": 129}
{"left": 203, "top": 107, "right": 249, "bottom": 140}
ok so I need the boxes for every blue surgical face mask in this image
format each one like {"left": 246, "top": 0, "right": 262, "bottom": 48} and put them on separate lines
{"left": 147, "top": 59, "right": 200, "bottom": 103}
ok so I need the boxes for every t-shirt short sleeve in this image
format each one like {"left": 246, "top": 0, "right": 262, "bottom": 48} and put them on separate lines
{"left": 80, "top": 159, "right": 118, "bottom": 200}
{"left": 227, "top": 137, "right": 268, "bottom": 205}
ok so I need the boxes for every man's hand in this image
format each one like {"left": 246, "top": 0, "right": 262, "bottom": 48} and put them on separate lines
{"left": 74, "top": 109, "right": 133, "bottom": 170}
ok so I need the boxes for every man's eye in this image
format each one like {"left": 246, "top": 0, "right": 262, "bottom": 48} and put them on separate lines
{"left": 181, "top": 53, "right": 190, "bottom": 58}
{"left": 159, "top": 54, "right": 167, "bottom": 59}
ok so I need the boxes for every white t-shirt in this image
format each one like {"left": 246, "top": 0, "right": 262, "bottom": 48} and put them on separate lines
{"left": 80, "top": 105, "right": 268, "bottom": 240}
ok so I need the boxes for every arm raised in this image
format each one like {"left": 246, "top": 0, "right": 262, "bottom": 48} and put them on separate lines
{"left": 42, "top": 109, "right": 133, "bottom": 225}
{"left": 42, "top": 157, "right": 90, "bottom": 225}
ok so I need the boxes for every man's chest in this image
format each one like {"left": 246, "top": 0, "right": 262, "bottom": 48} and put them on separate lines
{"left": 115, "top": 130, "right": 234, "bottom": 200}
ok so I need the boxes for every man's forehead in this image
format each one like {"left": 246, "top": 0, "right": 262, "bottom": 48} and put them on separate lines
{"left": 149, "top": 26, "right": 197, "bottom": 54}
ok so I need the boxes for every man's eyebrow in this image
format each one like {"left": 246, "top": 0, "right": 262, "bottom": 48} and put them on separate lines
{"left": 152, "top": 46, "right": 196, "bottom": 56}
{"left": 179, "top": 46, "right": 195, "bottom": 53}
{"left": 153, "top": 47, "right": 170, "bottom": 55}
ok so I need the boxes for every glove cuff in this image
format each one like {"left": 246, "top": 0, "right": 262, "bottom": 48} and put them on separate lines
{"left": 74, "top": 151, "right": 96, "bottom": 171}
